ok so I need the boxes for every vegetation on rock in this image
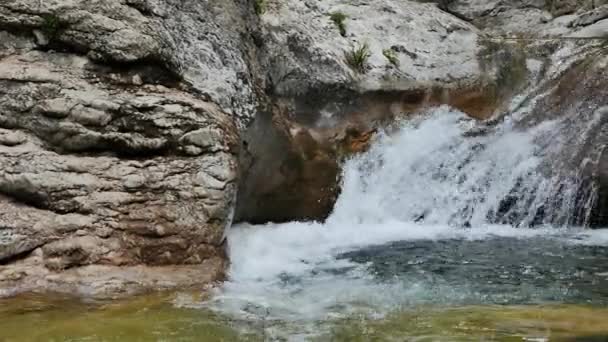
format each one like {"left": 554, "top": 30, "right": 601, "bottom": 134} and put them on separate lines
{"left": 41, "top": 14, "right": 62, "bottom": 38}
{"left": 330, "top": 11, "right": 347, "bottom": 36}
{"left": 254, "top": 0, "right": 266, "bottom": 15}
{"left": 345, "top": 42, "right": 371, "bottom": 73}
{"left": 382, "top": 48, "right": 399, "bottom": 67}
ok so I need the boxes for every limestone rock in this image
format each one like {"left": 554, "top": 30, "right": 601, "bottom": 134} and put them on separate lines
{"left": 260, "top": 0, "right": 482, "bottom": 99}
{"left": 0, "top": 0, "right": 260, "bottom": 129}
{"left": 0, "top": 35, "right": 238, "bottom": 296}
{"left": 437, "top": 0, "right": 608, "bottom": 35}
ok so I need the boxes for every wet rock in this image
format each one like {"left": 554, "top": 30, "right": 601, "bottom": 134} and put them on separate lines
{"left": 502, "top": 41, "right": 608, "bottom": 227}
{"left": 236, "top": 111, "right": 342, "bottom": 223}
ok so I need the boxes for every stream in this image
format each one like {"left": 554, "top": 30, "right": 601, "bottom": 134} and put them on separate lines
{"left": 2, "top": 107, "right": 607, "bottom": 341}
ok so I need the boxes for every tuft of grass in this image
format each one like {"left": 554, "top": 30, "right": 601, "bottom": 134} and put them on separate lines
{"left": 254, "top": 0, "right": 266, "bottom": 15}
{"left": 329, "top": 12, "right": 347, "bottom": 37}
{"left": 345, "top": 42, "right": 371, "bottom": 74}
{"left": 382, "top": 48, "right": 399, "bottom": 67}
{"left": 41, "top": 14, "right": 62, "bottom": 38}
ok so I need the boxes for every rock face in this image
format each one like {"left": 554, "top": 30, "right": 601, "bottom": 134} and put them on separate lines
{"left": 0, "top": 0, "right": 260, "bottom": 127}
{"left": 234, "top": 0, "right": 608, "bottom": 223}
{"left": 236, "top": 0, "right": 500, "bottom": 223}
{"left": 520, "top": 42, "right": 608, "bottom": 227}
{"left": 0, "top": 47, "right": 238, "bottom": 294}
{"left": 261, "top": 0, "right": 482, "bottom": 98}
{"left": 0, "top": 0, "right": 245, "bottom": 296}
{"left": 437, "top": 0, "right": 608, "bottom": 34}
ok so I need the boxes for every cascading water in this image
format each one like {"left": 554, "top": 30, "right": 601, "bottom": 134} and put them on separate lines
{"left": 201, "top": 106, "right": 608, "bottom": 338}
{"left": 331, "top": 105, "right": 600, "bottom": 228}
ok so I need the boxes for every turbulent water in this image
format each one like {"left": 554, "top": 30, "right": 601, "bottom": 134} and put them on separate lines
{"left": 203, "top": 107, "right": 608, "bottom": 338}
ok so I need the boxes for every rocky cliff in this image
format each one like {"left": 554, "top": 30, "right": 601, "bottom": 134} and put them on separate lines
{"left": 0, "top": 0, "right": 606, "bottom": 297}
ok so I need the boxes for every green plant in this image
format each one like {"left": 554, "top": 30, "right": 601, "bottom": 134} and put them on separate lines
{"left": 254, "top": 0, "right": 266, "bottom": 15}
{"left": 41, "top": 14, "right": 62, "bottom": 38}
{"left": 345, "top": 42, "right": 371, "bottom": 74}
{"left": 382, "top": 48, "right": 399, "bottom": 67}
{"left": 329, "top": 12, "right": 347, "bottom": 37}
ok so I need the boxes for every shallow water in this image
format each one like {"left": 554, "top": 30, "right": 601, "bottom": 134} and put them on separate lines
{"left": 2, "top": 293, "right": 608, "bottom": 341}
{"left": 0, "top": 292, "right": 260, "bottom": 341}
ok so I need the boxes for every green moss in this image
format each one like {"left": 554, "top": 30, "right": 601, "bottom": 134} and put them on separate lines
{"left": 329, "top": 12, "right": 347, "bottom": 37}
{"left": 382, "top": 48, "right": 399, "bottom": 67}
{"left": 254, "top": 0, "right": 266, "bottom": 15}
{"left": 345, "top": 42, "right": 371, "bottom": 74}
{"left": 41, "top": 13, "right": 62, "bottom": 38}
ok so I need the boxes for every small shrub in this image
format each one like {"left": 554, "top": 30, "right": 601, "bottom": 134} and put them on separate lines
{"left": 345, "top": 42, "right": 371, "bottom": 74}
{"left": 254, "top": 0, "right": 266, "bottom": 15}
{"left": 330, "top": 12, "right": 347, "bottom": 37}
{"left": 382, "top": 48, "right": 399, "bottom": 67}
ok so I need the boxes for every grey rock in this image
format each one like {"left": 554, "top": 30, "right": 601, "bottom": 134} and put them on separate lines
{"left": 261, "top": 0, "right": 482, "bottom": 98}
{"left": 0, "top": 252, "right": 226, "bottom": 299}
{"left": 0, "top": 0, "right": 260, "bottom": 129}
{"left": 0, "top": 130, "right": 26, "bottom": 146}
{"left": 571, "top": 4, "right": 608, "bottom": 27}
{"left": 0, "top": 39, "right": 238, "bottom": 296}
{"left": 439, "top": 0, "right": 607, "bottom": 35}
{"left": 569, "top": 18, "right": 608, "bottom": 37}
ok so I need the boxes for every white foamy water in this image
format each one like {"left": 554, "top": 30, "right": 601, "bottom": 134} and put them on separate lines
{"left": 203, "top": 107, "right": 608, "bottom": 334}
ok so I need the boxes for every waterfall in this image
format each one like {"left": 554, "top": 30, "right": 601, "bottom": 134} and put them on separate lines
{"left": 330, "top": 105, "right": 598, "bottom": 228}
{"left": 203, "top": 105, "right": 607, "bottom": 333}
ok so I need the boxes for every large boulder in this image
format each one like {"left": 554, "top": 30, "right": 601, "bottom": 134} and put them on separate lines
{"left": 0, "top": 47, "right": 239, "bottom": 295}
{"left": 0, "top": 0, "right": 250, "bottom": 296}
{"left": 0, "top": 0, "right": 260, "bottom": 128}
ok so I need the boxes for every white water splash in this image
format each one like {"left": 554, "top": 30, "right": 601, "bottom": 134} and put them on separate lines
{"left": 330, "top": 108, "right": 552, "bottom": 226}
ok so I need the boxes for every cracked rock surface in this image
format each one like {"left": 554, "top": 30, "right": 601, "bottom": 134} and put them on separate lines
{"left": 0, "top": 21, "right": 238, "bottom": 295}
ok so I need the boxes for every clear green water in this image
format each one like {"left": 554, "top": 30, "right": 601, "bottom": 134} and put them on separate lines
{"left": 0, "top": 292, "right": 258, "bottom": 342}
{"left": 2, "top": 292, "right": 608, "bottom": 341}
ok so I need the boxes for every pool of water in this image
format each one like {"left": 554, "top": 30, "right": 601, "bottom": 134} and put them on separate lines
{"left": 3, "top": 230, "right": 608, "bottom": 341}
{"left": 2, "top": 293, "right": 608, "bottom": 341}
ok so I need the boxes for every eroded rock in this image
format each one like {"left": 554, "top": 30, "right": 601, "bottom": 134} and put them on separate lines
{"left": 0, "top": 31, "right": 238, "bottom": 296}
